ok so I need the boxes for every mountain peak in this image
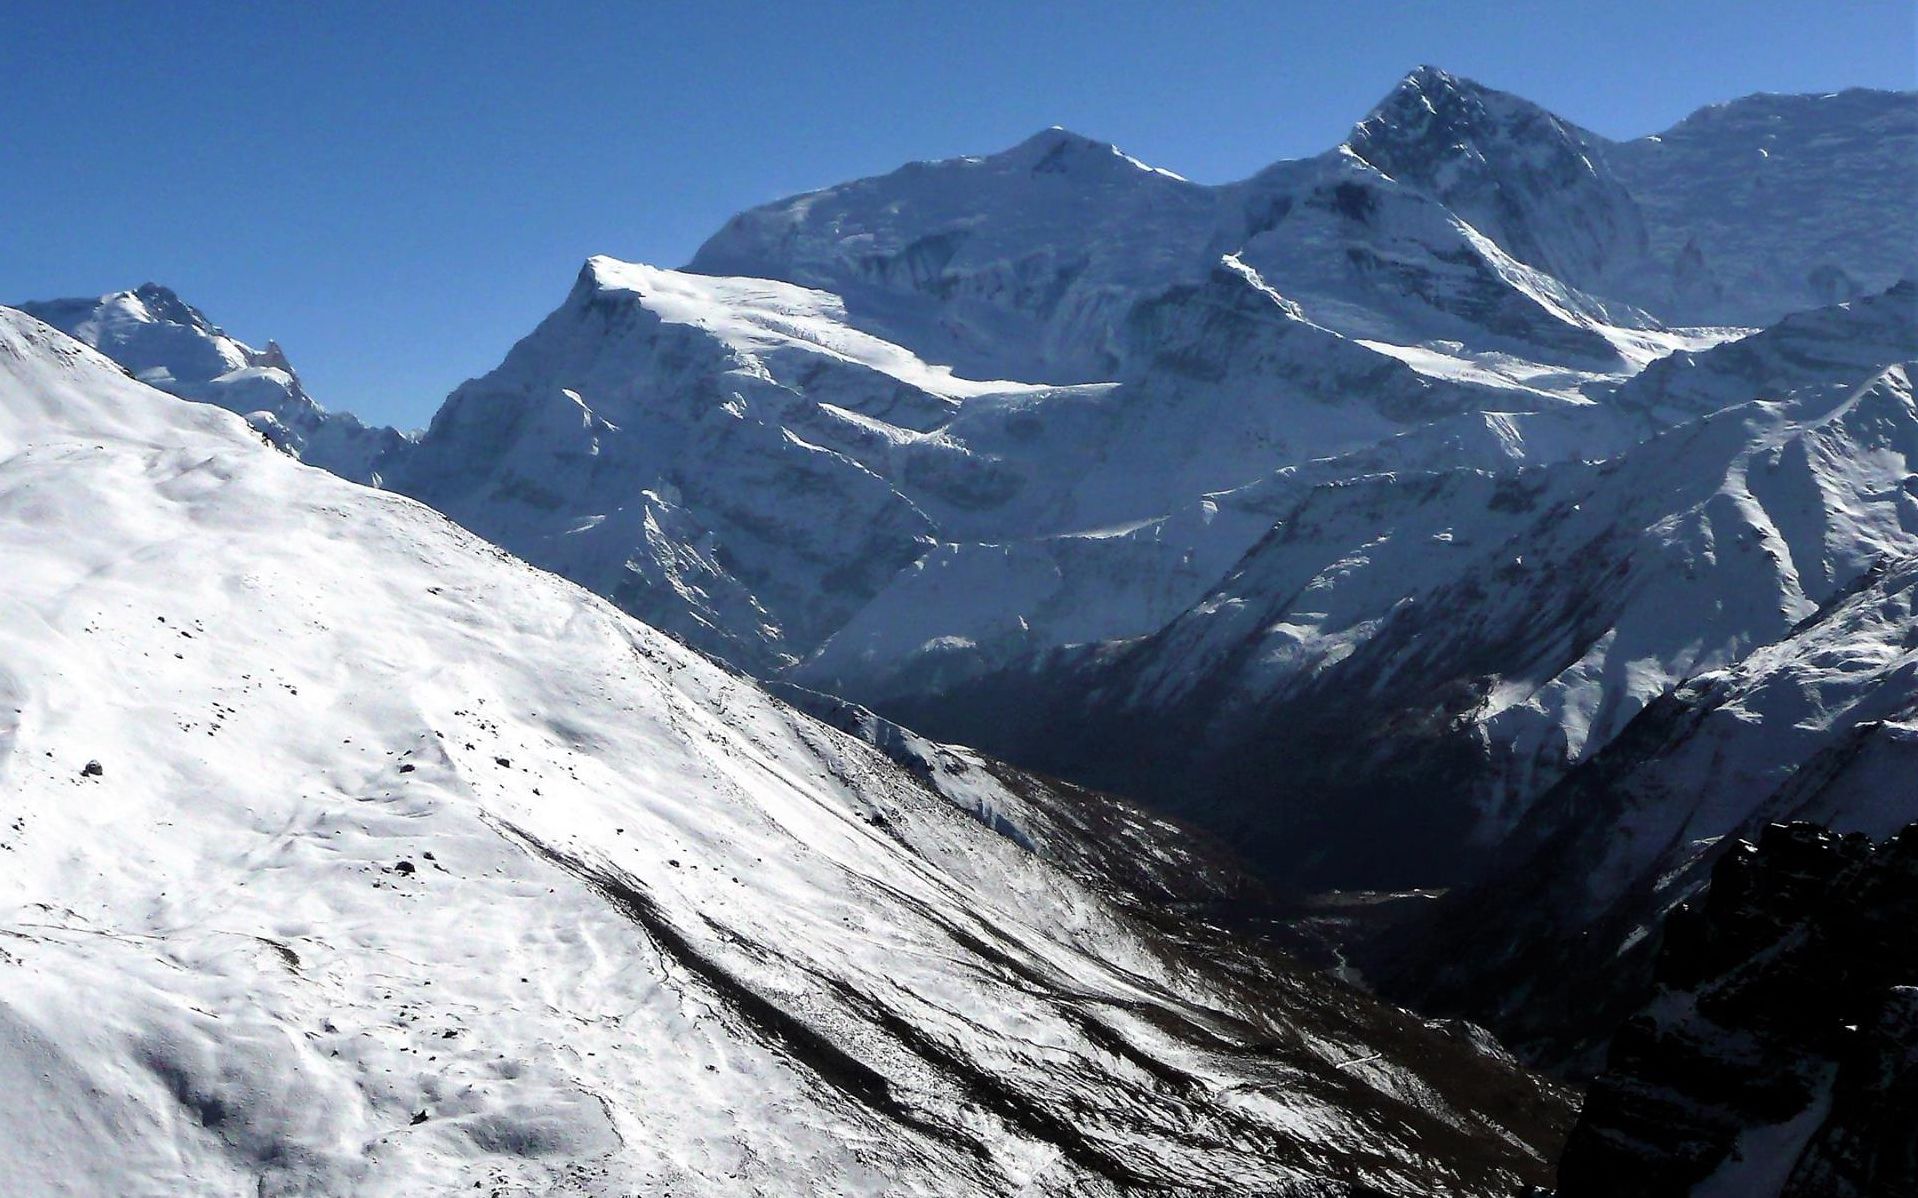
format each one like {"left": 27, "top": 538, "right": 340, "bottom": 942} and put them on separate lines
{"left": 1399, "top": 63, "right": 1469, "bottom": 93}
{"left": 1353, "top": 65, "right": 1534, "bottom": 145}
{"left": 1342, "top": 64, "right": 1641, "bottom": 290}
{"left": 1011, "top": 124, "right": 1102, "bottom": 152}
{"left": 990, "top": 125, "right": 1187, "bottom": 181}
{"left": 113, "top": 281, "right": 219, "bottom": 334}
{"left": 1364, "top": 64, "right": 1497, "bottom": 123}
{"left": 579, "top": 253, "right": 642, "bottom": 290}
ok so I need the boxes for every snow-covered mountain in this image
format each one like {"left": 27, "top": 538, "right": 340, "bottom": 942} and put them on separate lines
{"left": 1604, "top": 86, "right": 1918, "bottom": 324}
{"left": 881, "top": 305, "right": 1918, "bottom": 886}
{"left": 27, "top": 75, "right": 1915, "bottom": 726}
{"left": 1339, "top": 70, "right": 1918, "bottom": 328}
{"left": 16, "top": 284, "right": 411, "bottom": 484}
{"left": 388, "top": 259, "right": 963, "bottom": 673}
{"left": 35, "top": 72, "right": 1912, "bottom": 734}
{"left": 690, "top": 93, "right": 1664, "bottom": 380}
{"left": 1375, "top": 486, "right": 1918, "bottom": 1068}
{"left": 689, "top": 124, "right": 1223, "bottom": 385}
{"left": 0, "top": 307, "right": 1581, "bottom": 1194}
{"left": 381, "top": 70, "right": 1906, "bottom": 716}
{"left": 1343, "top": 67, "right": 1653, "bottom": 306}
{"left": 387, "top": 249, "right": 1585, "bottom": 676}
{"left": 16, "top": 66, "right": 1912, "bottom": 905}
{"left": 22, "top": 72, "right": 1913, "bottom": 907}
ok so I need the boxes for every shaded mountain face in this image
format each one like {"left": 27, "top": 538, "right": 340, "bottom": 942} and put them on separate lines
{"left": 1550, "top": 822, "right": 1918, "bottom": 1198}
{"left": 1342, "top": 72, "right": 1918, "bottom": 328}
{"left": 1372, "top": 539, "right": 1918, "bottom": 1072}
{"left": 0, "top": 307, "right": 1577, "bottom": 1195}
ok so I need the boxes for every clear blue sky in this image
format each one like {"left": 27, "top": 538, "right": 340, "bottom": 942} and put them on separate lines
{"left": 5, "top": 1, "right": 1912, "bottom": 427}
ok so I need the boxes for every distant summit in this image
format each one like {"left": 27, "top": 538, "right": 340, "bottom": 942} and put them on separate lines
{"left": 16, "top": 285, "right": 412, "bottom": 484}
{"left": 1345, "top": 66, "right": 1651, "bottom": 296}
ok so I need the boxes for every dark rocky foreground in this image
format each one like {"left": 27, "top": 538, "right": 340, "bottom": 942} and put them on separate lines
{"left": 1546, "top": 821, "right": 1918, "bottom": 1196}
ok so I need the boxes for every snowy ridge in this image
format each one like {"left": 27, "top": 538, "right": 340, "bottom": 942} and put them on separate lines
{"left": 0, "top": 308, "right": 1574, "bottom": 1194}
{"left": 16, "top": 284, "right": 412, "bottom": 484}
{"left": 695, "top": 105, "right": 1652, "bottom": 380}
{"left": 1607, "top": 279, "right": 1918, "bottom": 425}
{"left": 689, "top": 125, "right": 1224, "bottom": 384}
{"left": 582, "top": 257, "right": 1044, "bottom": 402}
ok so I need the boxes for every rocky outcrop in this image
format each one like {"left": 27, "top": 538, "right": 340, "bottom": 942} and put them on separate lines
{"left": 1552, "top": 822, "right": 1918, "bottom": 1197}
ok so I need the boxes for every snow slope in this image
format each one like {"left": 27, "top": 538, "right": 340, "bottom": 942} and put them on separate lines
{"left": 16, "top": 285, "right": 412, "bottom": 484}
{"left": 388, "top": 257, "right": 969, "bottom": 674}
{"left": 0, "top": 308, "right": 1574, "bottom": 1194}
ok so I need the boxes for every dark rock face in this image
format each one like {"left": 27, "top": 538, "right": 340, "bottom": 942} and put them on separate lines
{"left": 1552, "top": 821, "right": 1918, "bottom": 1197}
{"left": 1790, "top": 986, "right": 1918, "bottom": 1196}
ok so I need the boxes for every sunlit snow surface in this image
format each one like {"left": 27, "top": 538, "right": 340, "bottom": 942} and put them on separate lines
{"left": 17, "top": 286, "right": 412, "bottom": 486}
{"left": 582, "top": 258, "right": 1048, "bottom": 401}
{"left": 0, "top": 311, "right": 1566, "bottom": 1195}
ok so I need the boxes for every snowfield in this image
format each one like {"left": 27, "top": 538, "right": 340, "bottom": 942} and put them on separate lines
{"left": 0, "top": 309, "right": 1570, "bottom": 1195}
